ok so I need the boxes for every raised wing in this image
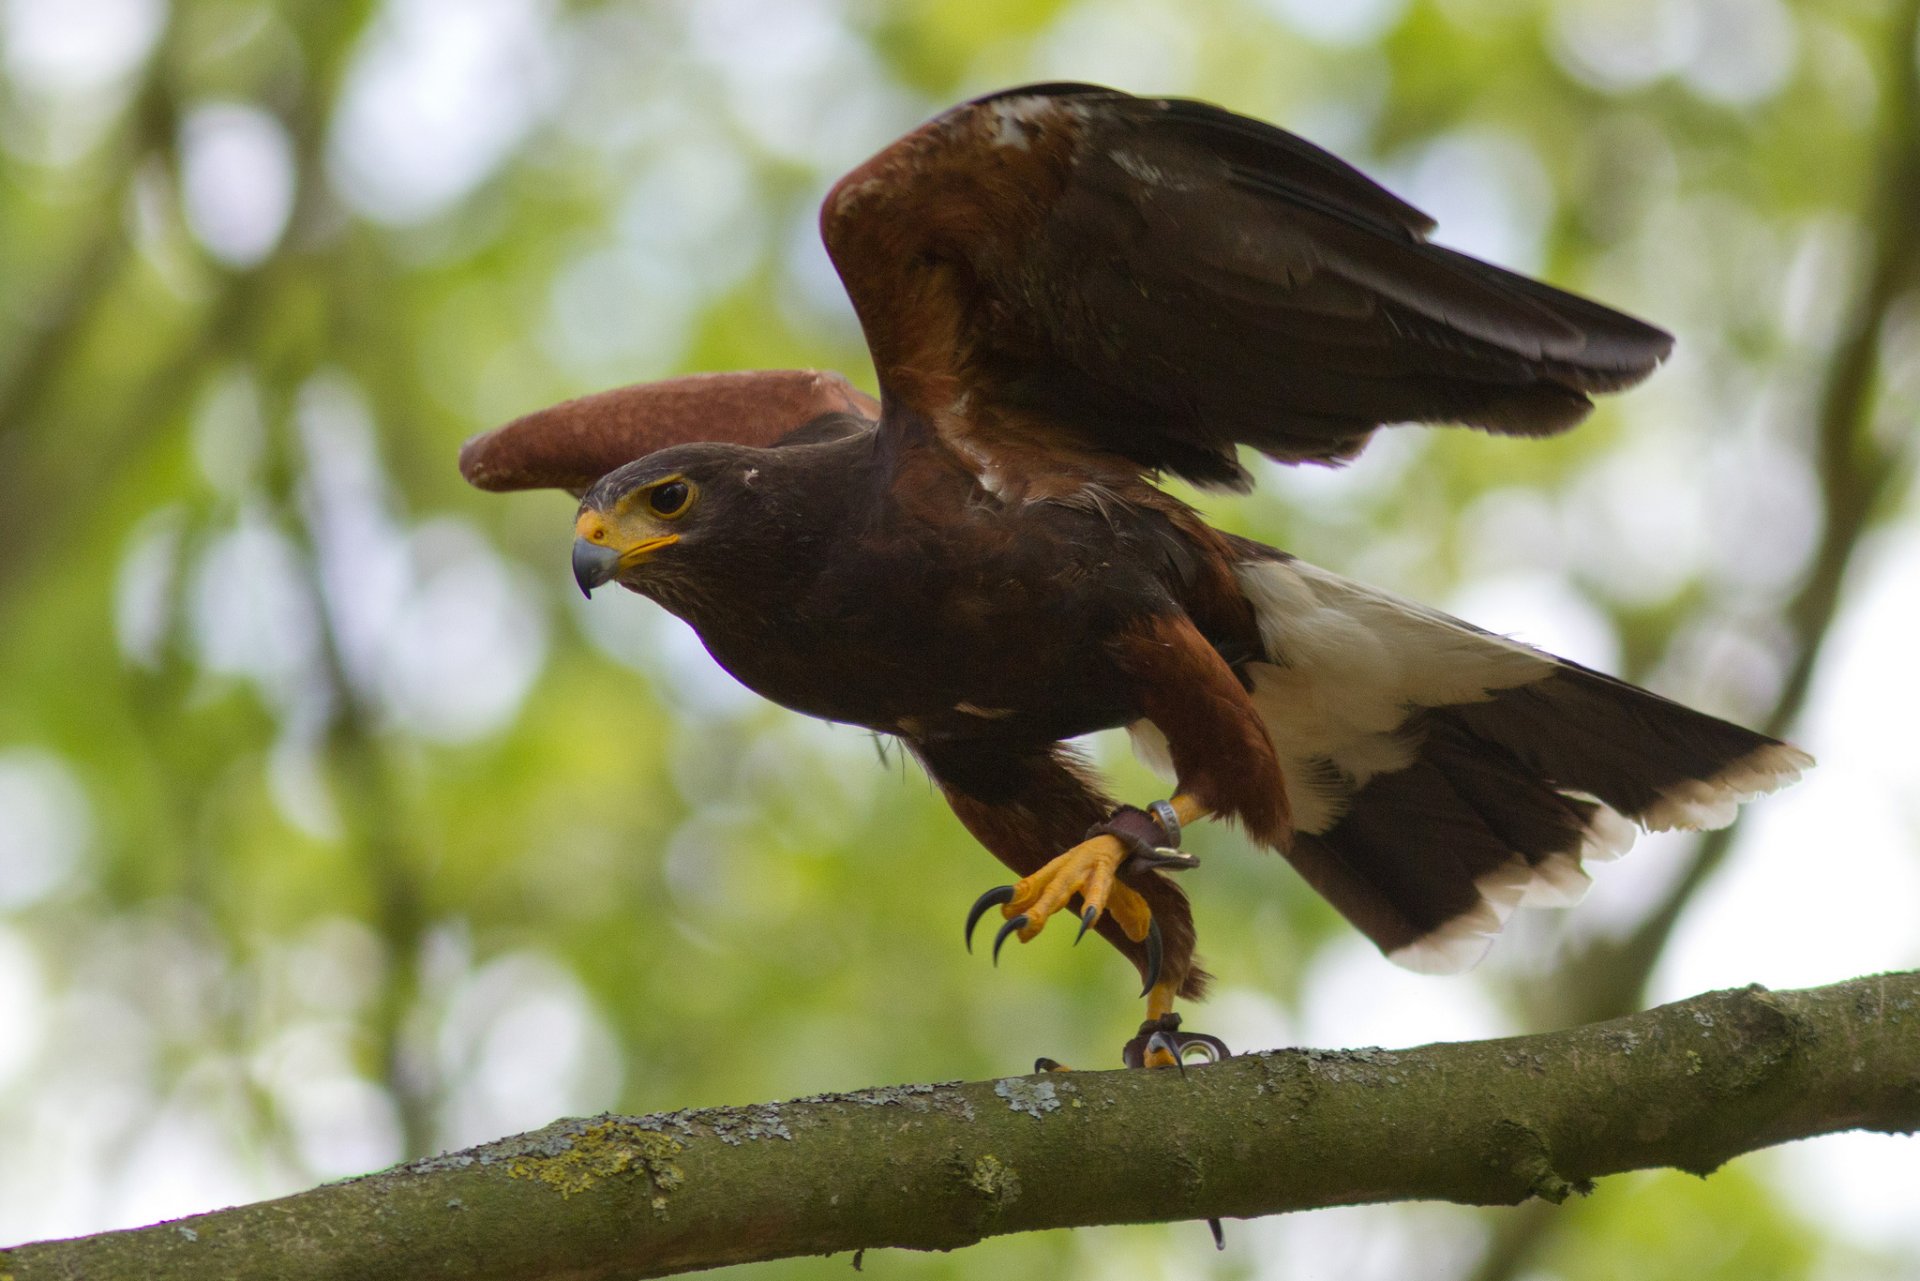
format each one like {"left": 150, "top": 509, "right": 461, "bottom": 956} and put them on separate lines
{"left": 458, "top": 369, "right": 879, "bottom": 496}
{"left": 821, "top": 83, "right": 1672, "bottom": 491}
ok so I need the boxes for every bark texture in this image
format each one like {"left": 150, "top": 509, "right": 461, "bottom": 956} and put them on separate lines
{"left": 4, "top": 973, "right": 1916, "bottom": 1281}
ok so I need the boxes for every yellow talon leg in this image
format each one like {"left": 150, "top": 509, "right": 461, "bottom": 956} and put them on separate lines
{"left": 965, "top": 793, "right": 1229, "bottom": 1072}
{"left": 1139, "top": 979, "right": 1183, "bottom": 1067}
{"left": 1146, "top": 978, "right": 1178, "bottom": 1023}
{"left": 1168, "top": 792, "right": 1209, "bottom": 829}
{"left": 1005, "top": 832, "right": 1128, "bottom": 940}
{"left": 997, "top": 791, "right": 1209, "bottom": 946}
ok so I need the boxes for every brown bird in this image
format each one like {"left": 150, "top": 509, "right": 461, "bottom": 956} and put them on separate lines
{"left": 461, "top": 84, "right": 1809, "bottom": 1068}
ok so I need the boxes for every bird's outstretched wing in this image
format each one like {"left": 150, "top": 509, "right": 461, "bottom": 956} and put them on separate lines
{"left": 821, "top": 83, "right": 1672, "bottom": 492}
{"left": 458, "top": 369, "right": 878, "bottom": 496}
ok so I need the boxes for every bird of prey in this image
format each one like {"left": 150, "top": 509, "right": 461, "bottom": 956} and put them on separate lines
{"left": 461, "top": 83, "right": 1809, "bottom": 1068}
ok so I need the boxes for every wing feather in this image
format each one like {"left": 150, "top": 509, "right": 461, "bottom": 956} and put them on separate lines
{"left": 821, "top": 84, "right": 1671, "bottom": 491}
{"left": 458, "top": 369, "right": 878, "bottom": 496}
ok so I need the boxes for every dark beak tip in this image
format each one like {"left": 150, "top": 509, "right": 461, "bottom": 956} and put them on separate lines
{"left": 571, "top": 537, "right": 623, "bottom": 599}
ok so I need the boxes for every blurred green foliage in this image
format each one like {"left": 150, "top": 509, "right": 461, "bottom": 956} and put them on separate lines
{"left": 1, "top": 0, "right": 1915, "bottom": 1277}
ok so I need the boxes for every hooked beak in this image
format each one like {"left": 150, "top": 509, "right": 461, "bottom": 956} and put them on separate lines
{"left": 572, "top": 538, "right": 622, "bottom": 598}
{"left": 571, "top": 527, "right": 680, "bottom": 598}
{"left": 573, "top": 508, "right": 680, "bottom": 599}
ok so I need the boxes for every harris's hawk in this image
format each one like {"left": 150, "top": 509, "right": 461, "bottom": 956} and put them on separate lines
{"left": 462, "top": 84, "right": 1809, "bottom": 1067}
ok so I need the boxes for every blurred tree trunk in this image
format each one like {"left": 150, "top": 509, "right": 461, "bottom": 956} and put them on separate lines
{"left": 3, "top": 972, "right": 1915, "bottom": 1281}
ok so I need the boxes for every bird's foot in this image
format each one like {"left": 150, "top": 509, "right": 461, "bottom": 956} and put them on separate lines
{"left": 1122, "top": 1011, "right": 1231, "bottom": 1071}
{"left": 1124, "top": 1007, "right": 1233, "bottom": 1251}
{"left": 964, "top": 802, "right": 1195, "bottom": 992}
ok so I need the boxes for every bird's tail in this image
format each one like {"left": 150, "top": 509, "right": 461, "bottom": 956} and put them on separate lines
{"left": 1133, "top": 553, "right": 1810, "bottom": 973}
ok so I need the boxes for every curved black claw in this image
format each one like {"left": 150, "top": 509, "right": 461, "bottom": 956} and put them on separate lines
{"left": 1208, "top": 1217, "right": 1226, "bottom": 1250}
{"left": 1123, "top": 1012, "right": 1233, "bottom": 1071}
{"left": 991, "top": 914, "right": 1029, "bottom": 965}
{"left": 1139, "top": 917, "right": 1164, "bottom": 997}
{"left": 1074, "top": 905, "right": 1098, "bottom": 945}
{"left": 964, "top": 885, "right": 1016, "bottom": 953}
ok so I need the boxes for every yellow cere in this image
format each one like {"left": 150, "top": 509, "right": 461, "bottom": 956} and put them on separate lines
{"left": 575, "top": 505, "right": 682, "bottom": 566}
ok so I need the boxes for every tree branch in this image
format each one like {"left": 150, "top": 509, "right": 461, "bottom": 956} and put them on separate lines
{"left": 3, "top": 972, "right": 1914, "bottom": 1280}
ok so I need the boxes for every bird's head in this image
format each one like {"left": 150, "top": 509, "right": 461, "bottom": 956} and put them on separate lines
{"left": 570, "top": 444, "right": 749, "bottom": 603}
{"left": 570, "top": 422, "right": 869, "bottom": 617}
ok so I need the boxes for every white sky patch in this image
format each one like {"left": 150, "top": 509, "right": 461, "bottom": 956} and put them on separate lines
{"left": 682, "top": 0, "right": 906, "bottom": 166}
{"left": 268, "top": 711, "right": 343, "bottom": 842}
{"left": 618, "top": 137, "right": 762, "bottom": 300}
{"left": 736, "top": 719, "right": 884, "bottom": 848}
{"left": 1202, "top": 986, "right": 1297, "bottom": 1056}
{"left": 377, "top": 520, "right": 548, "bottom": 744}
{"left": 108, "top": 1080, "right": 285, "bottom": 1236}
{"left": 1459, "top": 486, "right": 1567, "bottom": 579}
{"left": 1563, "top": 437, "right": 1709, "bottom": 608}
{"left": 662, "top": 806, "right": 753, "bottom": 919}
{"left": 1681, "top": 0, "right": 1798, "bottom": 106}
{"left": 1283, "top": 75, "right": 1394, "bottom": 167}
{"left": 541, "top": 124, "right": 772, "bottom": 380}
{"left": 114, "top": 504, "right": 186, "bottom": 669}
{"left": 435, "top": 951, "right": 623, "bottom": 1150}
{"left": 1446, "top": 571, "right": 1623, "bottom": 674}
{"left": 1551, "top": 825, "right": 1696, "bottom": 941}
{"left": 776, "top": 202, "right": 866, "bottom": 343}
{"left": 1772, "top": 1132, "right": 1920, "bottom": 1256}
{"left": 1257, "top": 423, "right": 1431, "bottom": 514}
{"left": 252, "top": 1023, "right": 403, "bottom": 1179}
{"left": 1549, "top": 0, "right": 1700, "bottom": 94}
{"left": 297, "top": 371, "right": 409, "bottom": 692}
{"left": 1298, "top": 936, "right": 1515, "bottom": 1050}
{"left": 1, "top": 0, "right": 163, "bottom": 93}
{"left": 296, "top": 376, "right": 547, "bottom": 743}
{"left": 1401, "top": 127, "right": 1553, "bottom": 274}
{"left": 1701, "top": 430, "right": 1822, "bottom": 596}
{"left": 286, "top": 919, "right": 386, "bottom": 1018}
{"left": 179, "top": 103, "right": 296, "bottom": 268}
{"left": 1258, "top": 0, "right": 1407, "bottom": 47}
{"left": 1642, "top": 524, "right": 1918, "bottom": 1281}
{"left": 684, "top": 0, "right": 844, "bottom": 94}
{"left": 281, "top": 1071, "right": 404, "bottom": 1180}
{"left": 189, "top": 507, "right": 321, "bottom": 705}
{"left": 0, "top": 1072, "right": 150, "bottom": 1240}
{"left": 576, "top": 586, "right": 767, "bottom": 721}
{"left": 328, "top": 0, "right": 556, "bottom": 224}
{"left": 1655, "top": 522, "right": 1920, "bottom": 1001}
{"left": 0, "top": 927, "right": 47, "bottom": 1089}
{"left": 0, "top": 750, "right": 93, "bottom": 911}
{"left": 1649, "top": 615, "right": 1795, "bottom": 726}
{"left": 1031, "top": 0, "right": 1202, "bottom": 94}
{"left": 542, "top": 246, "right": 697, "bottom": 382}
{"left": 1248, "top": 1201, "right": 1486, "bottom": 1281}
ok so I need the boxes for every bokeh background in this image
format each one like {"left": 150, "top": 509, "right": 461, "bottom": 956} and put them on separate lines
{"left": 2, "top": 0, "right": 1917, "bottom": 1276}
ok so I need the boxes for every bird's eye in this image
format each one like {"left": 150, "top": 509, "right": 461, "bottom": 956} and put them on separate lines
{"left": 647, "top": 480, "right": 693, "bottom": 519}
